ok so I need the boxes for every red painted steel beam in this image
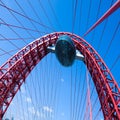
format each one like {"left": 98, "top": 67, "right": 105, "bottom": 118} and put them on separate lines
{"left": 0, "top": 32, "right": 119, "bottom": 119}
{"left": 83, "top": 0, "right": 120, "bottom": 37}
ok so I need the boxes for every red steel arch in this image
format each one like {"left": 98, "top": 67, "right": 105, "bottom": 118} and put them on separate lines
{"left": 0, "top": 32, "right": 120, "bottom": 119}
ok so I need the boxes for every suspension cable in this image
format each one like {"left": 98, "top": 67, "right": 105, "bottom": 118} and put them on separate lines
{"left": 72, "top": 0, "right": 78, "bottom": 34}
{"left": 37, "top": 0, "right": 55, "bottom": 31}
{"left": 0, "top": 21, "right": 46, "bottom": 34}
{"left": 0, "top": 1, "right": 55, "bottom": 31}
{"left": 0, "top": 34, "right": 21, "bottom": 49}
{"left": 0, "top": 48, "right": 18, "bottom": 56}
{"left": 104, "top": 22, "right": 120, "bottom": 59}
{"left": 47, "top": 0, "right": 62, "bottom": 30}
{"left": 85, "top": 0, "right": 92, "bottom": 31}
{"left": 83, "top": 0, "right": 120, "bottom": 37}
{"left": 0, "top": 1, "right": 36, "bottom": 40}
{"left": 78, "top": 0, "right": 83, "bottom": 35}
{"left": 0, "top": 37, "right": 33, "bottom": 41}
{"left": 110, "top": 55, "right": 120, "bottom": 71}
{"left": 97, "top": 0, "right": 114, "bottom": 52}
{"left": 0, "top": 18, "right": 28, "bottom": 45}
{"left": 74, "top": 63, "right": 83, "bottom": 120}
{"left": 72, "top": 62, "right": 78, "bottom": 120}
{"left": 14, "top": 0, "right": 44, "bottom": 36}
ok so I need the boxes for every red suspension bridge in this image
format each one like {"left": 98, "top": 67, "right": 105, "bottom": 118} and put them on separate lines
{"left": 0, "top": 0, "right": 120, "bottom": 120}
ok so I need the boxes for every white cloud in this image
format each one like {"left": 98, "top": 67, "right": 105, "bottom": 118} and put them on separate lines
{"left": 28, "top": 106, "right": 54, "bottom": 119}
{"left": 36, "top": 110, "right": 45, "bottom": 118}
{"left": 25, "top": 97, "right": 32, "bottom": 103}
{"left": 28, "top": 107, "right": 46, "bottom": 118}
{"left": 10, "top": 101, "right": 14, "bottom": 106}
{"left": 43, "top": 106, "right": 53, "bottom": 113}
{"left": 28, "top": 107, "right": 35, "bottom": 115}
{"left": 61, "top": 78, "right": 64, "bottom": 82}
{"left": 36, "top": 110, "right": 40, "bottom": 117}
{"left": 61, "top": 112, "right": 65, "bottom": 116}
{"left": 20, "top": 86, "right": 25, "bottom": 94}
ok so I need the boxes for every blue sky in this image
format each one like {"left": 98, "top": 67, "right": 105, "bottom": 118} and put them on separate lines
{"left": 0, "top": 0, "right": 120, "bottom": 120}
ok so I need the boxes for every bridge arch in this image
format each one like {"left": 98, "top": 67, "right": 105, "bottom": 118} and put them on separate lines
{"left": 0, "top": 32, "right": 119, "bottom": 119}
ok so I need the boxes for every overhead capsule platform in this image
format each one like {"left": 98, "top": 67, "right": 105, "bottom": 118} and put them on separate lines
{"left": 55, "top": 35, "right": 76, "bottom": 66}
{"left": 47, "top": 35, "right": 84, "bottom": 67}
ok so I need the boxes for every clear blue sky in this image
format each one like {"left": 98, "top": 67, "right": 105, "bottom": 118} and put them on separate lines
{"left": 0, "top": 0, "right": 120, "bottom": 120}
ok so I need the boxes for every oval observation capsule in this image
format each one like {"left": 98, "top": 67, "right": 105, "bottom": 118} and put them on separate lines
{"left": 55, "top": 35, "right": 76, "bottom": 66}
